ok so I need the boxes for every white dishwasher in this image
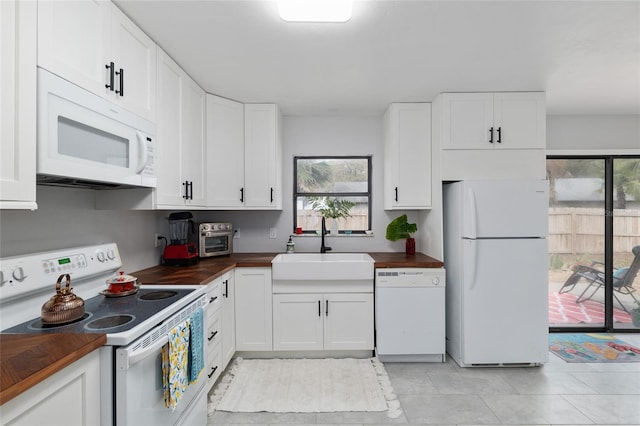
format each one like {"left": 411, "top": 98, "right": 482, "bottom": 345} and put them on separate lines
{"left": 375, "top": 268, "right": 445, "bottom": 362}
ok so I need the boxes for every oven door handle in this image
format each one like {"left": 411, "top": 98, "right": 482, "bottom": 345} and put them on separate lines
{"left": 117, "top": 335, "right": 169, "bottom": 370}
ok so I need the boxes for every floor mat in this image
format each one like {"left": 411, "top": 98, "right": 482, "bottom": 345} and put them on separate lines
{"left": 208, "top": 357, "right": 401, "bottom": 418}
{"left": 549, "top": 333, "right": 640, "bottom": 362}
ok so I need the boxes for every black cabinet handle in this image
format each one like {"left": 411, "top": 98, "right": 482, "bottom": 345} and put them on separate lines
{"left": 115, "top": 68, "right": 124, "bottom": 96}
{"left": 209, "top": 296, "right": 218, "bottom": 303}
{"left": 325, "top": 300, "right": 329, "bottom": 316}
{"left": 318, "top": 300, "right": 321, "bottom": 317}
{"left": 208, "top": 330, "right": 219, "bottom": 341}
{"left": 497, "top": 127, "right": 502, "bottom": 143}
{"left": 208, "top": 366, "right": 218, "bottom": 378}
{"left": 223, "top": 279, "right": 228, "bottom": 298}
{"left": 489, "top": 127, "right": 494, "bottom": 143}
{"left": 105, "top": 62, "right": 115, "bottom": 91}
{"left": 270, "top": 187, "right": 274, "bottom": 203}
{"left": 182, "top": 181, "right": 190, "bottom": 200}
{"left": 240, "top": 187, "right": 244, "bottom": 203}
{"left": 182, "top": 181, "right": 194, "bottom": 200}
{"left": 394, "top": 187, "right": 398, "bottom": 202}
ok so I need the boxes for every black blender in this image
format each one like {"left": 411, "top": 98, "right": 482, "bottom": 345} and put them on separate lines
{"left": 162, "top": 212, "right": 198, "bottom": 266}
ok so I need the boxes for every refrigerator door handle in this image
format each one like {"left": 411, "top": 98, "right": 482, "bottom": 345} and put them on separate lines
{"left": 465, "top": 240, "right": 478, "bottom": 291}
{"left": 466, "top": 188, "right": 478, "bottom": 239}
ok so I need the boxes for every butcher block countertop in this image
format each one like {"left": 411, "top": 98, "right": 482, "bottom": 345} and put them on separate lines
{"left": 368, "top": 252, "right": 444, "bottom": 268}
{"left": 133, "top": 252, "right": 443, "bottom": 284}
{"left": 1, "top": 251, "right": 441, "bottom": 406}
{"left": 0, "top": 333, "right": 106, "bottom": 405}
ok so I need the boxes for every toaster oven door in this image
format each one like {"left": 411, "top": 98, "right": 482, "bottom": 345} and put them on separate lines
{"left": 200, "top": 232, "right": 231, "bottom": 257}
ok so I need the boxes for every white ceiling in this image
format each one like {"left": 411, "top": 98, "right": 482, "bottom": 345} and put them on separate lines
{"left": 115, "top": 0, "right": 640, "bottom": 116}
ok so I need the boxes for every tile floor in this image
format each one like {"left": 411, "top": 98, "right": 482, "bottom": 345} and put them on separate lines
{"left": 207, "top": 334, "right": 640, "bottom": 425}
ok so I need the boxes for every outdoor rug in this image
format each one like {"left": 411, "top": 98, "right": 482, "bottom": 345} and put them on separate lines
{"left": 208, "top": 357, "right": 401, "bottom": 418}
{"left": 549, "top": 333, "right": 640, "bottom": 363}
{"left": 548, "top": 292, "right": 632, "bottom": 325}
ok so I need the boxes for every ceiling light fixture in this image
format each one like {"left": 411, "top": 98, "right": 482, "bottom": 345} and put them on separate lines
{"left": 277, "top": 0, "right": 353, "bottom": 23}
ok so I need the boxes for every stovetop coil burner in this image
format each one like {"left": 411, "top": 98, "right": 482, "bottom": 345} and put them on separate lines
{"left": 86, "top": 314, "right": 135, "bottom": 330}
{"left": 140, "top": 290, "right": 178, "bottom": 300}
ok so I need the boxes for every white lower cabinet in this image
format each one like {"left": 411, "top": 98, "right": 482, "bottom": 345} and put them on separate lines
{"left": 273, "top": 292, "right": 374, "bottom": 351}
{"left": 220, "top": 271, "right": 235, "bottom": 368}
{"left": 0, "top": 349, "right": 101, "bottom": 425}
{"left": 235, "top": 268, "right": 272, "bottom": 351}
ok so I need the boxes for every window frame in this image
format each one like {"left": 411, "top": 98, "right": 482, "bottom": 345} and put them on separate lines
{"left": 293, "top": 155, "right": 372, "bottom": 234}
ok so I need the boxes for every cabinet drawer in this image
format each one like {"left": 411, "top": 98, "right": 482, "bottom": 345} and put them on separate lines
{"left": 205, "top": 344, "right": 223, "bottom": 390}
{"left": 206, "top": 281, "right": 223, "bottom": 314}
{"left": 206, "top": 310, "right": 221, "bottom": 349}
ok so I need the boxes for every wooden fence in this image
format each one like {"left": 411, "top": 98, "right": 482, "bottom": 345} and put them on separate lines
{"left": 549, "top": 207, "right": 640, "bottom": 255}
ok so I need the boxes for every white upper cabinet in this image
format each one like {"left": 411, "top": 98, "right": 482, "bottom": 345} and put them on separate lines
{"left": 0, "top": 0, "right": 37, "bottom": 210}
{"left": 437, "top": 92, "right": 547, "bottom": 180}
{"left": 244, "top": 104, "right": 283, "bottom": 209}
{"left": 155, "top": 48, "right": 206, "bottom": 208}
{"left": 206, "top": 102, "right": 283, "bottom": 210}
{"left": 37, "top": 0, "right": 110, "bottom": 97}
{"left": 206, "top": 95, "right": 245, "bottom": 208}
{"left": 37, "top": 0, "right": 156, "bottom": 122}
{"left": 383, "top": 103, "right": 432, "bottom": 210}
{"left": 441, "top": 92, "right": 545, "bottom": 150}
{"left": 109, "top": 4, "right": 156, "bottom": 121}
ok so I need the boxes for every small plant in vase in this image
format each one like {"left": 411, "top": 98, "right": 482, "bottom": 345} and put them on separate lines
{"left": 309, "top": 197, "right": 354, "bottom": 234}
{"left": 386, "top": 214, "right": 418, "bottom": 255}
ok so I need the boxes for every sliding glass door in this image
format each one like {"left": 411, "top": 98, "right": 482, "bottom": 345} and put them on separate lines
{"left": 547, "top": 156, "right": 640, "bottom": 332}
{"left": 613, "top": 158, "right": 640, "bottom": 330}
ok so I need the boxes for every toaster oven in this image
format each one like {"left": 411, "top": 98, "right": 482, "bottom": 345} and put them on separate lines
{"left": 198, "top": 223, "right": 233, "bottom": 257}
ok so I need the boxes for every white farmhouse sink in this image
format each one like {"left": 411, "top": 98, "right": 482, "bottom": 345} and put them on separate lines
{"left": 272, "top": 253, "right": 374, "bottom": 280}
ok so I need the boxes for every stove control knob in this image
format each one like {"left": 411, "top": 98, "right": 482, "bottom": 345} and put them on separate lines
{"left": 431, "top": 276, "right": 440, "bottom": 286}
{"left": 0, "top": 271, "right": 6, "bottom": 286}
{"left": 97, "top": 251, "right": 106, "bottom": 262}
{"left": 12, "top": 267, "right": 27, "bottom": 282}
{"left": 107, "top": 250, "right": 116, "bottom": 260}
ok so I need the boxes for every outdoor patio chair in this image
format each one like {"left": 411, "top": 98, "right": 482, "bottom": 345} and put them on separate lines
{"left": 559, "top": 245, "right": 640, "bottom": 314}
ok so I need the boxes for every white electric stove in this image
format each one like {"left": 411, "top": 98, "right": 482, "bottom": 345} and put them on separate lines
{"left": 0, "top": 244, "right": 208, "bottom": 425}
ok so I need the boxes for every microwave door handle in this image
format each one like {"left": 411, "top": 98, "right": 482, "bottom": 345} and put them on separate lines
{"left": 135, "top": 131, "right": 149, "bottom": 174}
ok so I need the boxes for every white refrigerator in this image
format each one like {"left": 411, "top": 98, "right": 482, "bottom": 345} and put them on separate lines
{"left": 443, "top": 179, "right": 549, "bottom": 367}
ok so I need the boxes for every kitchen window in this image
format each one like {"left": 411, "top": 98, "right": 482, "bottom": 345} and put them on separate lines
{"left": 294, "top": 156, "right": 372, "bottom": 234}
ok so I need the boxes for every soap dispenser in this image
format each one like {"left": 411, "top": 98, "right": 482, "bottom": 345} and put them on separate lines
{"left": 286, "top": 236, "right": 295, "bottom": 253}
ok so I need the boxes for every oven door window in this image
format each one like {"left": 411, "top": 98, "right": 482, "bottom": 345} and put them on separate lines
{"left": 203, "top": 235, "right": 229, "bottom": 254}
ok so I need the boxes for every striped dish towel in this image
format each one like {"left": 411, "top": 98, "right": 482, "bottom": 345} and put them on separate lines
{"left": 189, "top": 307, "right": 205, "bottom": 383}
{"left": 161, "top": 319, "right": 191, "bottom": 410}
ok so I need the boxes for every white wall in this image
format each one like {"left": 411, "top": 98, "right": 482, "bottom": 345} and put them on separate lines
{"left": 195, "top": 115, "right": 421, "bottom": 254}
{"left": 547, "top": 115, "right": 640, "bottom": 151}
{"left": 0, "top": 186, "right": 164, "bottom": 272}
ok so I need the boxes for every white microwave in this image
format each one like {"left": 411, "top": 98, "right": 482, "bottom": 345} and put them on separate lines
{"left": 37, "top": 68, "right": 156, "bottom": 188}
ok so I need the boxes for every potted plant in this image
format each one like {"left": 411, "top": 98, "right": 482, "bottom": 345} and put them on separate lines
{"left": 309, "top": 197, "right": 355, "bottom": 234}
{"left": 385, "top": 214, "right": 418, "bottom": 255}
